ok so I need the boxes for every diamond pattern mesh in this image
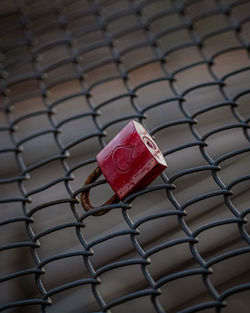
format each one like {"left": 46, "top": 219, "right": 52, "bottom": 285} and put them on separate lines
{"left": 0, "top": 0, "right": 250, "bottom": 312}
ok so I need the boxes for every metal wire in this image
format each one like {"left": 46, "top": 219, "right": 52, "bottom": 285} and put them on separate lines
{"left": 0, "top": 0, "right": 250, "bottom": 312}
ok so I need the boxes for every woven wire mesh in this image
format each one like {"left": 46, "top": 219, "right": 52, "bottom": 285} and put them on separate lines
{"left": 0, "top": 0, "right": 250, "bottom": 312}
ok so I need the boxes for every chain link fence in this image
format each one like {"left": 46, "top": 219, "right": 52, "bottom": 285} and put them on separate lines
{"left": 0, "top": 0, "right": 250, "bottom": 312}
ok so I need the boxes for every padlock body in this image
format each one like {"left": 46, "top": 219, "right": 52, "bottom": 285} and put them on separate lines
{"left": 97, "top": 121, "right": 167, "bottom": 199}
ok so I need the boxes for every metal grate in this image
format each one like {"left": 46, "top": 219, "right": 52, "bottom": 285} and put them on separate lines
{"left": 0, "top": 0, "right": 250, "bottom": 312}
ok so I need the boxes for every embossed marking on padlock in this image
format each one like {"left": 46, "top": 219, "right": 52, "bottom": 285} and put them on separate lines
{"left": 112, "top": 145, "right": 134, "bottom": 173}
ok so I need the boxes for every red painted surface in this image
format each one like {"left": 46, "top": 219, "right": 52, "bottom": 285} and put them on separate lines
{"left": 97, "top": 120, "right": 167, "bottom": 199}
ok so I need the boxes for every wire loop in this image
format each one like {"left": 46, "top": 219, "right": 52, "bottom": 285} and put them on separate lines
{"left": 81, "top": 167, "right": 120, "bottom": 216}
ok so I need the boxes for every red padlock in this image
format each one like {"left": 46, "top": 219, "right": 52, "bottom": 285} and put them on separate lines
{"left": 81, "top": 120, "right": 167, "bottom": 215}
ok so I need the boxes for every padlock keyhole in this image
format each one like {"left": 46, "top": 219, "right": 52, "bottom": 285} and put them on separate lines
{"left": 143, "top": 136, "right": 157, "bottom": 151}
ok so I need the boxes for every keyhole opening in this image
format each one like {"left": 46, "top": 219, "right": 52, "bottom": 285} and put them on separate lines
{"left": 143, "top": 136, "right": 157, "bottom": 151}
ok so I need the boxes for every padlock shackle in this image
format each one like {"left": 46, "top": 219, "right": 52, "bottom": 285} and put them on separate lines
{"left": 81, "top": 167, "right": 120, "bottom": 216}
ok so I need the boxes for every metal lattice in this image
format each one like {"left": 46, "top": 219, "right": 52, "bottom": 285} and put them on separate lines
{"left": 0, "top": 0, "right": 250, "bottom": 312}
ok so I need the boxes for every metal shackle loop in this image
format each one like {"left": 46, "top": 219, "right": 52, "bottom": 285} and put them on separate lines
{"left": 81, "top": 167, "right": 119, "bottom": 216}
